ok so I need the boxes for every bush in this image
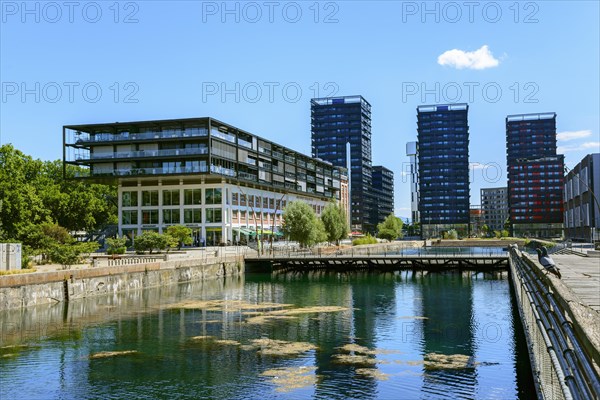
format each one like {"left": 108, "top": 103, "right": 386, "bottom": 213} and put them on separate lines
{"left": 501, "top": 230, "right": 510, "bottom": 238}
{"left": 165, "top": 225, "right": 193, "bottom": 250}
{"left": 133, "top": 231, "right": 176, "bottom": 254}
{"left": 443, "top": 229, "right": 458, "bottom": 240}
{"left": 352, "top": 234, "right": 378, "bottom": 246}
{"left": 48, "top": 242, "right": 99, "bottom": 269}
{"left": 106, "top": 236, "right": 127, "bottom": 255}
{"left": 494, "top": 230, "right": 502, "bottom": 239}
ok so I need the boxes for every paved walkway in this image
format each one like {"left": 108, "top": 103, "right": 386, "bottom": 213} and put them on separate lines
{"left": 552, "top": 254, "right": 600, "bottom": 312}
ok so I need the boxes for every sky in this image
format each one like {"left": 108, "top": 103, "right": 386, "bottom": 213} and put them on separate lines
{"left": 1, "top": 1, "right": 599, "bottom": 220}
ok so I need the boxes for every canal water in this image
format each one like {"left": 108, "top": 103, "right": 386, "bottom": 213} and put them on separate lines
{"left": 1, "top": 271, "right": 535, "bottom": 399}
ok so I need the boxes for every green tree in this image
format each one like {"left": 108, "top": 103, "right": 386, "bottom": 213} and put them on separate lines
{"left": 377, "top": 214, "right": 403, "bottom": 241}
{"left": 314, "top": 218, "right": 328, "bottom": 244}
{"left": 481, "top": 224, "right": 490, "bottom": 237}
{"left": 106, "top": 236, "right": 128, "bottom": 255}
{"left": 133, "top": 232, "right": 176, "bottom": 254}
{"left": 320, "top": 202, "right": 348, "bottom": 245}
{"left": 48, "top": 242, "right": 99, "bottom": 269}
{"left": 282, "top": 201, "right": 318, "bottom": 248}
{"left": 165, "top": 225, "right": 193, "bottom": 250}
{"left": 0, "top": 144, "right": 117, "bottom": 247}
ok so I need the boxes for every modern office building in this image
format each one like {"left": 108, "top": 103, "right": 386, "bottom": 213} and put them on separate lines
{"left": 564, "top": 153, "right": 600, "bottom": 242}
{"left": 506, "top": 113, "right": 564, "bottom": 237}
{"left": 372, "top": 166, "right": 394, "bottom": 223}
{"left": 481, "top": 187, "right": 508, "bottom": 231}
{"left": 311, "top": 95, "right": 374, "bottom": 232}
{"left": 63, "top": 117, "right": 347, "bottom": 246}
{"left": 406, "top": 141, "right": 419, "bottom": 223}
{"left": 417, "top": 104, "right": 470, "bottom": 238}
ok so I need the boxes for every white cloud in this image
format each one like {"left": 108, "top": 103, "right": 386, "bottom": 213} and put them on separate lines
{"left": 437, "top": 45, "right": 500, "bottom": 70}
{"left": 557, "top": 130, "right": 592, "bottom": 142}
{"left": 557, "top": 141, "right": 600, "bottom": 154}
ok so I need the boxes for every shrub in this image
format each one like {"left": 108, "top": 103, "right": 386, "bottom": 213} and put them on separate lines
{"left": 443, "top": 229, "right": 458, "bottom": 240}
{"left": 165, "top": 225, "right": 193, "bottom": 250}
{"left": 106, "top": 236, "right": 127, "bottom": 255}
{"left": 352, "top": 234, "right": 378, "bottom": 246}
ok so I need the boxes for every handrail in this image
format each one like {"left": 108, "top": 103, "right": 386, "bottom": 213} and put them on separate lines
{"left": 509, "top": 247, "right": 600, "bottom": 400}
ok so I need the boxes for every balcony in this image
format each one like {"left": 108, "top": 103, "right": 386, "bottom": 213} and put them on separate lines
{"left": 72, "top": 128, "right": 207, "bottom": 144}
{"left": 238, "top": 172, "right": 258, "bottom": 182}
{"left": 77, "top": 147, "right": 208, "bottom": 161}
{"left": 84, "top": 165, "right": 209, "bottom": 177}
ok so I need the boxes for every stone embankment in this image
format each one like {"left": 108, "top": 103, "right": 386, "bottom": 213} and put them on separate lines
{"left": 0, "top": 255, "right": 243, "bottom": 310}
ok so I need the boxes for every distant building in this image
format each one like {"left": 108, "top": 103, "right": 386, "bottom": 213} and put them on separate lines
{"left": 506, "top": 113, "right": 564, "bottom": 238}
{"left": 372, "top": 166, "right": 394, "bottom": 224}
{"left": 417, "top": 104, "right": 470, "bottom": 238}
{"left": 406, "top": 141, "right": 419, "bottom": 223}
{"left": 470, "top": 206, "right": 484, "bottom": 236}
{"left": 481, "top": 187, "right": 508, "bottom": 231}
{"left": 564, "top": 153, "right": 600, "bottom": 242}
{"left": 63, "top": 117, "right": 347, "bottom": 246}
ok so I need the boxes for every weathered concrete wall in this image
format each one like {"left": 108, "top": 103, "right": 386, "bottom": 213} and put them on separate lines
{"left": 0, "top": 276, "right": 245, "bottom": 346}
{"left": 0, "top": 257, "right": 243, "bottom": 310}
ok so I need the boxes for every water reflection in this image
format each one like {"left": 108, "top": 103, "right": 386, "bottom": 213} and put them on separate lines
{"left": 0, "top": 272, "right": 535, "bottom": 399}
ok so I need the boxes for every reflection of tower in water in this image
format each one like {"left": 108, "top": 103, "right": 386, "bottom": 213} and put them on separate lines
{"left": 312, "top": 272, "right": 398, "bottom": 399}
{"left": 420, "top": 271, "right": 477, "bottom": 398}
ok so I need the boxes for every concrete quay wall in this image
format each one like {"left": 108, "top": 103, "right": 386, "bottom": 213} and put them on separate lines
{"left": 0, "top": 257, "right": 243, "bottom": 310}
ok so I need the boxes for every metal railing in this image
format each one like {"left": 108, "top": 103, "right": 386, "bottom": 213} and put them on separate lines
{"left": 509, "top": 247, "right": 600, "bottom": 400}
{"left": 252, "top": 244, "right": 508, "bottom": 258}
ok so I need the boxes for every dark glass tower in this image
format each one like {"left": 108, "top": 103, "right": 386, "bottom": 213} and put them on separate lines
{"left": 506, "top": 113, "right": 564, "bottom": 237}
{"left": 372, "top": 165, "right": 394, "bottom": 223}
{"left": 311, "top": 95, "right": 374, "bottom": 232}
{"left": 417, "top": 104, "right": 470, "bottom": 238}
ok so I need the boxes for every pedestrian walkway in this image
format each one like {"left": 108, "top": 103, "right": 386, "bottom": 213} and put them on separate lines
{"left": 552, "top": 254, "right": 600, "bottom": 312}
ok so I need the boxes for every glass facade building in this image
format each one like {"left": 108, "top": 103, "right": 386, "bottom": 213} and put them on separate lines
{"left": 311, "top": 95, "right": 376, "bottom": 232}
{"left": 64, "top": 117, "right": 347, "bottom": 245}
{"left": 372, "top": 166, "right": 395, "bottom": 223}
{"left": 563, "top": 153, "right": 600, "bottom": 242}
{"left": 417, "top": 104, "right": 470, "bottom": 238}
{"left": 506, "top": 113, "right": 564, "bottom": 238}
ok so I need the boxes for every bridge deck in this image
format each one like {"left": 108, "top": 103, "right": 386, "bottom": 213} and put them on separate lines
{"left": 245, "top": 254, "right": 509, "bottom": 272}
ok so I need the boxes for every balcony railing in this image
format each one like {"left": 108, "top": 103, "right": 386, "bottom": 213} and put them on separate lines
{"left": 80, "top": 165, "right": 209, "bottom": 177}
{"left": 77, "top": 147, "right": 208, "bottom": 161}
{"left": 238, "top": 172, "right": 258, "bottom": 182}
{"left": 72, "top": 128, "right": 208, "bottom": 144}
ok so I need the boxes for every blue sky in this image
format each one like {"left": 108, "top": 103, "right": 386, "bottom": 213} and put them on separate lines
{"left": 1, "top": 1, "right": 599, "bottom": 219}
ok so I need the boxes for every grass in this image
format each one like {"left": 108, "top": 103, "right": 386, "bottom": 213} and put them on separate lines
{"left": 0, "top": 269, "right": 37, "bottom": 276}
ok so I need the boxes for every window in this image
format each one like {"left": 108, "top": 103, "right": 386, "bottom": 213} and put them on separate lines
{"left": 142, "top": 191, "right": 158, "bottom": 206}
{"left": 122, "top": 191, "right": 138, "bottom": 207}
{"left": 163, "top": 189, "right": 180, "bottom": 206}
{"left": 122, "top": 210, "right": 138, "bottom": 225}
{"left": 184, "top": 209, "right": 202, "bottom": 224}
{"left": 205, "top": 188, "right": 222, "bottom": 204}
{"left": 232, "top": 192, "right": 239, "bottom": 205}
{"left": 206, "top": 208, "right": 222, "bottom": 223}
{"left": 184, "top": 189, "right": 202, "bottom": 205}
{"left": 142, "top": 210, "right": 159, "bottom": 224}
{"left": 163, "top": 209, "right": 180, "bottom": 224}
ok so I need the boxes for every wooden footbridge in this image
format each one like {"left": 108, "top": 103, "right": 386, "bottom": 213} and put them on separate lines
{"left": 245, "top": 253, "right": 509, "bottom": 273}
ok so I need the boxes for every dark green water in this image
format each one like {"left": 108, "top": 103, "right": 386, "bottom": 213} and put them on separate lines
{"left": 0, "top": 271, "right": 535, "bottom": 399}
